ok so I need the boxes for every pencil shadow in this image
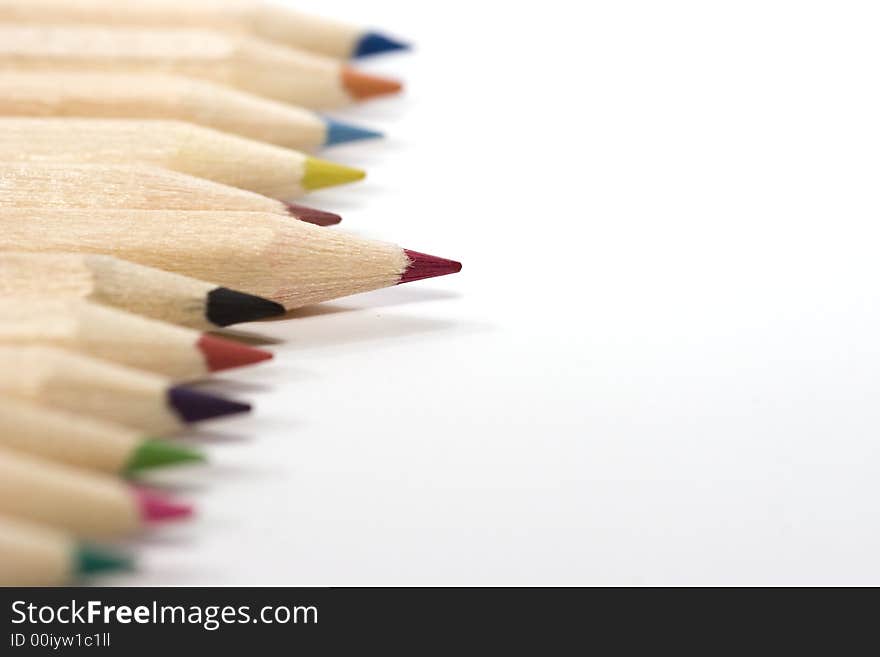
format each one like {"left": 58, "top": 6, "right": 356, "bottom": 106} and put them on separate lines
{"left": 209, "top": 328, "right": 284, "bottom": 346}
{"left": 260, "top": 288, "right": 463, "bottom": 323}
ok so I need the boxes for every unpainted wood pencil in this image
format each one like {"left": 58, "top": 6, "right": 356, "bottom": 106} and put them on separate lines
{"left": 0, "top": 0, "right": 409, "bottom": 60}
{"left": 0, "top": 162, "right": 342, "bottom": 225}
{"left": 0, "top": 24, "right": 402, "bottom": 109}
{"left": 0, "top": 515, "right": 132, "bottom": 586}
{"left": 0, "top": 346, "right": 251, "bottom": 434}
{"left": 0, "top": 118, "right": 365, "bottom": 199}
{"left": 0, "top": 447, "right": 192, "bottom": 538}
{"left": 0, "top": 209, "right": 463, "bottom": 310}
{"left": 0, "top": 72, "right": 382, "bottom": 149}
{"left": 0, "top": 395, "right": 203, "bottom": 474}
{"left": 0, "top": 252, "right": 286, "bottom": 329}
{"left": 0, "top": 298, "right": 273, "bottom": 380}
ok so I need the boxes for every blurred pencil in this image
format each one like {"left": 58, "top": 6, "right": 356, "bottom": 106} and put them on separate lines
{"left": 0, "top": 162, "right": 342, "bottom": 225}
{"left": 0, "top": 515, "right": 132, "bottom": 586}
{"left": 0, "top": 209, "right": 463, "bottom": 309}
{"left": 0, "top": 252, "right": 286, "bottom": 329}
{"left": 0, "top": 447, "right": 193, "bottom": 538}
{"left": 0, "top": 0, "right": 409, "bottom": 60}
{"left": 0, "top": 346, "right": 251, "bottom": 434}
{"left": 0, "top": 119, "right": 365, "bottom": 199}
{"left": 0, "top": 395, "right": 203, "bottom": 474}
{"left": 0, "top": 25, "right": 402, "bottom": 109}
{"left": 0, "top": 298, "right": 273, "bottom": 380}
{"left": 0, "top": 72, "right": 382, "bottom": 149}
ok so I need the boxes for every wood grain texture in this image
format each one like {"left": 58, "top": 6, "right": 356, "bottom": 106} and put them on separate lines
{"left": 0, "top": 162, "right": 305, "bottom": 213}
{"left": 0, "top": 447, "right": 140, "bottom": 538}
{"left": 0, "top": 24, "right": 352, "bottom": 108}
{"left": 0, "top": 209, "right": 411, "bottom": 309}
{"left": 0, "top": 118, "right": 311, "bottom": 198}
{"left": 0, "top": 298, "right": 211, "bottom": 380}
{"left": 0, "top": 395, "right": 140, "bottom": 473}
{"left": 0, "top": 0, "right": 361, "bottom": 59}
{"left": 0, "top": 346, "right": 184, "bottom": 434}
{"left": 0, "top": 72, "right": 328, "bottom": 149}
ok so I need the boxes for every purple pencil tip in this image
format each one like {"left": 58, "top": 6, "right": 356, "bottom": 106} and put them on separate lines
{"left": 167, "top": 386, "right": 251, "bottom": 423}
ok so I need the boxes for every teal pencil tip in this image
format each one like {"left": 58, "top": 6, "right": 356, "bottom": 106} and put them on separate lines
{"left": 75, "top": 545, "right": 133, "bottom": 576}
{"left": 125, "top": 439, "right": 205, "bottom": 474}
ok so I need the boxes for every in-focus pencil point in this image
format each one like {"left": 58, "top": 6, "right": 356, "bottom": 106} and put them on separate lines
{"left": 341, "top": 67, "right": 403, "bottom": 101}
{"left": 135, "top": 488, "right": 194, "bottom": 523}
{"left": 324, "top": 118, "right": 384, "bottom": 146}
{"left": 125, "top": 439, "right": 205, "bottom": 474}
{"left": 206, "top": 287, "right": 286, "bottom": 326}
{"left": 353, "top": 31, "right": 411, "bottom": 58}
{"left": 75, "top": 545, "right": 133, "bottom": 576}
{"left": 302, "top": 156, "right": 366, "bottom": 191}
{"left": 197, "top": 335, "right": 273, "bottom": 372}
{"left": 167, "top": 386, "right": 252, "bottom": 424}
{"left": 283, "top": 202, "right": 343, "bottom": 226}
{"left": 400, "top": 250, "right": 463, "bottom": 284}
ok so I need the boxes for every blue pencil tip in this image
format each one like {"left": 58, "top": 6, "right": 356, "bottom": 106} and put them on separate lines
{"left": 324, "top": 118, "right": 384, "bottom": 146}
{"left": 353, "top": 31, "right": 410, "bottom": 58}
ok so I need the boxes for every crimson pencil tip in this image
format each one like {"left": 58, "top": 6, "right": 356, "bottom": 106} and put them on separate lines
{"left": 197, "top": 335, "right": 273, "bottom": 372}
{"left": 400, "top": 250, "right": 463, "bottom": 284}
{"left": 135, "top": 488, "right": 193, "bottom": 523}
{"left": 284, "top": 202, "right": 343, "bottom": 226}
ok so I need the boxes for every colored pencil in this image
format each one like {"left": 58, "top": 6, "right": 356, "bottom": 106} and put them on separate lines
{"left": 0, "top": 298, "right": 273, "bottom": 380}
{"left": 0, "top": 395, "right": 203, "bottom": 474}
{"left": 0, "top": 25, "right": 402, "bottom": 109}
{"left": 0, "top": 72, "right": 382, "bottom": 149}
{"left": 0, "top": 209, "right": 463, "bottom": 309}
{"left": 0, "top": 252, "right": 286, "bottom": 329}
{"left": 0, "top": 118, "right": 365, "bottom": 199}
{"left": 0, "top": 346, "right": 251, "bottom": 434}
{"left": 0, "top": 515, "right": 132, "bottom": 586}
{"left": 0, "top": 447, "right": 193, "bottom": 538}
{"left": 0, "top": 0, "right": 408, "bottom": 60}
{"left": 0, "top": 162, "right": 342, "bottom": 225}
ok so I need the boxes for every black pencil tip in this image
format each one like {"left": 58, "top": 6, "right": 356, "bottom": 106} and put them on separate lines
{"left": 206, "top": 288, "right": 286, "bottom": 327}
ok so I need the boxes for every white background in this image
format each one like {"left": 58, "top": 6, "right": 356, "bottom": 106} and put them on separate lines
{"left": 112, "top": 0, "right": 880, "bottom": 585}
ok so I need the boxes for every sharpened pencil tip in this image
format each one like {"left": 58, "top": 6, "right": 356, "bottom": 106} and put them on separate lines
{"left": 341, "top": 67, "right": 403, "bottom": 101}
{"left": 125, "top": 439, "right": 205, "bottom": 474}
{"left": 135, "top": 488, "right": 194, "bottom": 523}
{"left": 400, "top": 250, "right": 463, "bottom": 284}
{"left": 167, "top": 386, "right": 252, "bottom": 424}
{"left": 302, "top": 157, "right": 366, "bottom": 191}
{"left": 75, "top": 545, "right": 133, "bottom": 576}
{"left": 324, "top": 118, "right": 384, "bottom": 146}
{"left": 206, "top": 287, "right": 286, "bottom": 326}
{"left": 197, "top": 335, "right": 273, "bottom": 372}
{"left": 284, "top": 203, "right": 342, "bottom": 226}
{"left": 353, "top": 31, "right": 411, "bottom": 58}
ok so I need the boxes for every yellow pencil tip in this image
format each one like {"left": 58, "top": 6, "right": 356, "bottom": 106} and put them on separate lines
{"left": 302, "top": 157, "right": 366, "bottom": 191}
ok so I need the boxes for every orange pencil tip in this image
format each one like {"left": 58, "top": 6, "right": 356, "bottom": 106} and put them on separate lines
{"left": 342, "top": 67, "right": 404, "bottom": 101}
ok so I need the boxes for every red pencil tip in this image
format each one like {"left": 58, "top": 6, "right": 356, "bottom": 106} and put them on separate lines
{"left": 284, "top": 202, "right": 342, "bottom": 226}
{"left": 399, "top": 250, "right": 463, "bottom": 284}
{"left": 197, "top": 334, "right": 274, "bottom": 372}
{"left": 135, "top": 488, "right": 193, "bottom": 523}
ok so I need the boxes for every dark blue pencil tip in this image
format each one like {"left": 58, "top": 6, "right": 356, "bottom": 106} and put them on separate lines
{"left": 324, "top": 118, "right": 384, "bottom": 146}
{"left": 353, "top": 31, "right": 410, "bottom": 58}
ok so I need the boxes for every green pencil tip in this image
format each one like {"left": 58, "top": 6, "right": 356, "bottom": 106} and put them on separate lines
{"left": 75, "top": 545, "right": 133, "bottom": 576}
{"left": 125, "top": 439, "right": 205, "bottom": 474}
{"left": 302, "top": 157, "right": 366, "bottom": 191}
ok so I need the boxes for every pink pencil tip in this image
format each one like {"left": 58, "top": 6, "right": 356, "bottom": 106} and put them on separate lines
{"left": 399, "top": 250, "right": 463, "bottom": 284}
{"left": 135, "top": 488, "right": 194, "bottom": 523}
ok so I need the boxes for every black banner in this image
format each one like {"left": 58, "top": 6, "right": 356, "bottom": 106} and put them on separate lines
{"left": 0, "top": 586, "right": 870, "bottom": 653}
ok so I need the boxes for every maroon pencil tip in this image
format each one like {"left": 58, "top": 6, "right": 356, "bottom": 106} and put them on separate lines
{"left": 134, "top": 488, "right": 194, "bottom": 523}
{"left": 284, "top": 202, "right": 342, "bottom": 226}
{"left": 399, "top": 250, "right": 463, "bottom": 284}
